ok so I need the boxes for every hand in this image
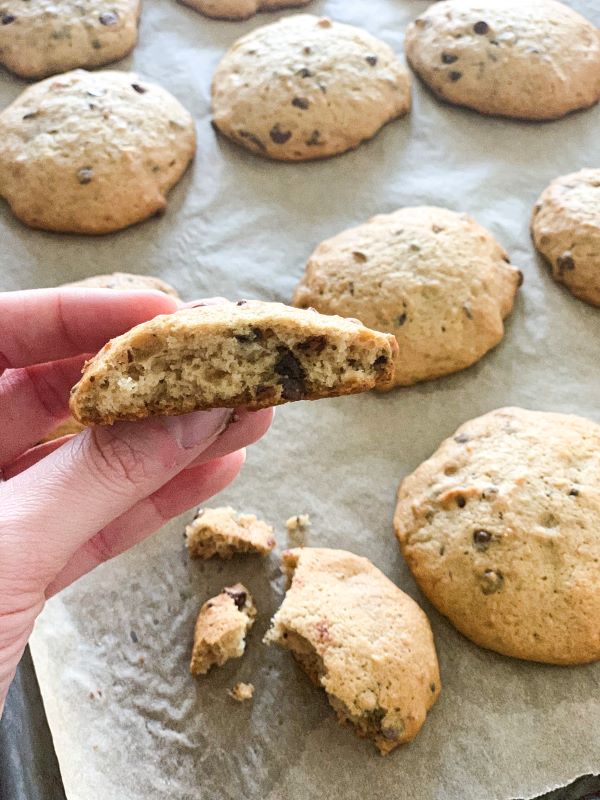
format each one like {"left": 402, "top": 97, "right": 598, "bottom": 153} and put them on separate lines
{"left": 0, "top": 289, "right": 272, "bottom": 714}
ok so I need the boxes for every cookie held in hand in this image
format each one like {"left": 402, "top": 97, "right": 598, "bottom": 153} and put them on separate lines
{"left": 405, "top": 0, "right": 600, "bottom": 120}
{"left": 532, "top": 169, "right": 600, "bottom": 307}
{"left": 0, "top": 0, "right": 141, "bottom": 79}
{"left": 264, "top": 548, "right": 440, "bottom": 755}
{"left": 293, "top": 206, "right": 521, "bottom": 387}
{"left": 69, "top": 301, "right": 398, "bottom": 424}
{"left": 394, "top": 407, "right": 600, "bottom": 665}
{"left": 211, "top": 15, "right": 411, "bottom": 161}
{"left": 0, "top": 70, "right": 195, "bottom": 234}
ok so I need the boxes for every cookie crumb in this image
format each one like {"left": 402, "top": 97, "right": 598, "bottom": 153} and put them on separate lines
{"left": 186, "top": 507, "right": 276, "bottom": 560}
{"left": 227, "top": 682, "right": 255, "bottom": 702}
{"left": 286, "top": 514, "right": 311, "bottom": 546}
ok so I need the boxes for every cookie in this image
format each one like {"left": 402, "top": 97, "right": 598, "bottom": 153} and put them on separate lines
{"left": 394, "top": 407, "right": 600, "bottom": 665}
{"left": 405, "top": 0, "right": 600, "bottom": 120}
{"left": 186, "top": 506, "right": 276, "bottom": 560}
{"left": 531, "top": 169, "right": 600, "bottom": 307}
{"left": 63, "top": 272, "right": 180, "bottom": 298}
{"left": 264, "top": 548, "right": 440, "bottom": 754}
{"left": 0, "top": 70, "right": 195, "bottom": 234}
{"left": 181, "top": 0, "right": 312, "bottom": 22}
{"left": 293, "top": 206, "right": 521, "bottom": 387}
{"left": 69, "top": 300, "right": 398, "bottom": 425}
{"left": 0, "top": 1, "right": 140, "bottom": 80}
{"left": 190, "top": 584, "right": 256, "bottom": 676}
{"left": 211, "top": 15, "right": 411, "bottom": 161}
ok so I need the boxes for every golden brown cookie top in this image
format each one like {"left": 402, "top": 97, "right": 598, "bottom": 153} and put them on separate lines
{"left": 395, "top": 406, "right": 600, "bottom": 665}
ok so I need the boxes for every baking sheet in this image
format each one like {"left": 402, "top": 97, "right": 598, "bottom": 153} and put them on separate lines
{"left": 0, "top": 0, "right": 597, "bottom": 797}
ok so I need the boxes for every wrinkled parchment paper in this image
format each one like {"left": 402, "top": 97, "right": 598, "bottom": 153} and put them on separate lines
{"left": 1, "top": 0, "right": 597, "bottom": 796}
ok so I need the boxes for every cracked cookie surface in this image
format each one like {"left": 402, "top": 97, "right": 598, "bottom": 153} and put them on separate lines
{"left": 394, "top": 407, "right": 600, "bottom": 665}
{"left": 405, "top": 0, "right": 600, "bottom": 120}
{"left": 294, "top": 206, "right": 521, "bottom": 387}
{"left": 211, "top": 14, "right": 411, "bottom": 161}
{"left": 181, "top": 0, "right": 312, "bottom": 21}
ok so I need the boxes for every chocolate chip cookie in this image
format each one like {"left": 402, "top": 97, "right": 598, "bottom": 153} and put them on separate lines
{"left": 394, "top": 407, "right": 600, "bottom": 665}
{"left": 212, "top": 14, "right": 411, "bottom": 161}
{"left": 69, "top": 300, "right": 398, "bottom": 424}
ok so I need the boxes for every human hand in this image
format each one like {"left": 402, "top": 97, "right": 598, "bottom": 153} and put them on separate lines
{"left": 0, "top": 289, "right": 273, "bottom": 714}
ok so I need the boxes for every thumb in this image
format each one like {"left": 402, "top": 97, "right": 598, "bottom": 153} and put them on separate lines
{"left": 0, "top": 409, "right": 232, "bottom": 592}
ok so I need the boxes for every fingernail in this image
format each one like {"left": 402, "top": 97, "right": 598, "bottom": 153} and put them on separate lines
{"left": 162, "top": 409, "right": 232, "bottom": 450}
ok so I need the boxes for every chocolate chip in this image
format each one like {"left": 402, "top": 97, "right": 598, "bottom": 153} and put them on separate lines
{"left": 77, "top": 167, "right": 93, "bottom": 184}
{"left": 396, "top": 313, "right": 407, "bottom": 326}
{"left": 22, "top": 112, "right": 38, "bottom": 120}
{"left": 236, "top": 299, "right": 247, "bottom": 306}
{"left": 365, "top": 55, "right": 378, "bottom": 66}
{"left": 99, "top": 11, "right": 119, "bottom": 25}
{"left": 131, "top": 83, "right": 147, "bottom": 94}
{"left": 130, "top": 630, "right": 139, "bottom": 643}
{"left": 473, "top": 20, "right": 489, "bottom": 34}
{"left": 292, "top": 97, "right": 310, "bottom": 110}
{"left": 305, "top": 130, "right": 322, "bottom": 146}
{"left": 557, "top": 253, "right": 575, "bottom": 274}
{"left": 454, "top": 432, "right": 469, "bottom": 444}
{"left": 1, "top": 14, "right": 15, "bottom": 24}
{"left": 516, "top": 270, "right": 524, "bottom": 287}
{"left": 502, "top": 254, "right": 511, "bottom": 263}
{"left": 456, "top": 495, "right": 466, "bottom": 508}
{"left": 297, "top": 335, "right": 327, "bottom": 355}
{"left": 569, "top": 487, "right": 580, "bottom": 497}
{"left": 480, "top": 569, "right": 504, "bottom": 595}
{"left": 303, "top": 46, "right": 311, "bottom": 55}
{"left": 270, "top": 124, "right": 292, "bottom": 144}
{"left": 352, "top": 251, "right": 367, "bottom": 263}
{"left": 224, "top": 587, "right": 247, "bottom": 610}
{"left": 374, "top": 355, "right": 389, "bottom": 367}
{"left": 473, "top": 529, "right": 492, "bottom": 549}
{"left": 275, "top": 347, "right": 306, "bottom": 400}
{"left": 238, "top": 130, "right": 266, "bottom": 151}
{"left": 449, "top": 71, "right": 463, "bottom": 82}
{"left": 430, "top": 682, "right": 437, "bottom": 693}
{"left": 234, "top": 327, "right": 262, "bottom": 343}
{"left": 441, "top": 52, "right": 458, "bottom": 64}
{"left": 297, "top": 67, "right": 313, "bottom": 78}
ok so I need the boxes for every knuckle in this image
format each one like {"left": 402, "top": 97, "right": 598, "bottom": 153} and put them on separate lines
{"left": 84, "top": 428, "right": 155, "bottom": 493}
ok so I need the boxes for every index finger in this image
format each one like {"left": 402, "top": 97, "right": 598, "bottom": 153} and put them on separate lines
{"left": 0, "top": 288, "right": 178, "bottom": 371}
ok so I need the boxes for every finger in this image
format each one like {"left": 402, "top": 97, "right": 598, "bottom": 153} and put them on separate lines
{"left": 0, "top": 356, "right": 86, "bottom": 466}
{"left": 45, "top": 450, "right": 245, "bottom": 596}
{"left": 0, "top": 288, "right": 177, "bottom": 372}
{"left": 186, "top": 407, "right": 273, "bottom": 466}
{"left": 3, "top": 408, "right": 273, "bottom": 479}
{"left": 0, "top": 409, "right": 234, "bottom": 591}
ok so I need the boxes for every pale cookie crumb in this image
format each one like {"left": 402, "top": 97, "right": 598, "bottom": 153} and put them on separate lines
{"left": 186, "top": 506, "right": 276, "bottom": 560}
{"left": 286, "top": 514, "right": 311, "bottom": 546}
{"left": 227, "top": 682, "right": 255, "bottom": 702}
{"left": 190, "top": 584, "right": 256, "bottom": 676}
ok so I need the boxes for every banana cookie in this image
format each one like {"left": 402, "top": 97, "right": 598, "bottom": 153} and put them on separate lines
{"left": 293, "top": 206, "right": 521, "bottom": 387}
{"left": 0, "top": 0, "right": 140, "bottom": 79}
{"left": 532, "top": 168, "right": 600, "bottom": 307}
{"left": 211, "top": 15, "right": 411, "bottom": 161}
{"left": 190, "top": 584, "right": 256, "bottom": 676}
{"left": 0, "top": 70, "right": 195, "bottom": 234}
{"left": 264, "top": 548, "right": 440, "bottom": 755}
{"left": 181, "top": 0, "right": 312, "bottom": 21}
{"left": 394, "top": 407, "right": 600, "bottom": 665}
{"left": 69, "top": 300, "right": 398, "bottom": 424}
{"left": 405, "top": 0, "right": 600, "bottom": 120}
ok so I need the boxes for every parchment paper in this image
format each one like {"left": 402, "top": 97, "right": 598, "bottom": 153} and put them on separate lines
{"left": 1, "top": 0, "right": 597, "bottom": 797}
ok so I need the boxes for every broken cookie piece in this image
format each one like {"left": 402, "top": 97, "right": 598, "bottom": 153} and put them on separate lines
{"left": 69, "top": 300, "right": 398, "bottom": 425}
{"left": 227, "top": 682, "right": 255, "bottom": 702}
{"left": 286, "top": 513, "right": 311, "bottom": 546}
{"left": 190, "top": 584, "right": 256, "bottom": 676}
{"left": 264, "top": 548, "right": 440, "bottom": 754}
{"left": 186, "top": 507, "right": 276, "bottom": 560}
